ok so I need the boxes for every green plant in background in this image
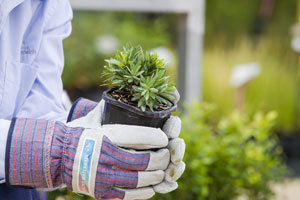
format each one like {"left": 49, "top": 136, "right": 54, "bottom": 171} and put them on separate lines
{"left": 61, "top": 0, "right": 300, "bottom": 133}
{"left": 62, "top": 6, "right": 299, "bottom": 133}
{"left": 102, "top": 45, "right": 175, "bottom": 111}
{"left": 203, "top": 36, "right": 298, "bottom": 133}
{"left": 47, "top": 188, "right": 94, "bottom": 200}
{"left": 152, "top": 102, "right": 286, "bottom": 200}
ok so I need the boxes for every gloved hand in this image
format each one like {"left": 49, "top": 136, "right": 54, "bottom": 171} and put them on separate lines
{"left": 5, "top": 117, "right": 172, "bottom": 200}
{"left": 67, "top": 89, "right": 186, "bottom": 194}
{"left": 153, "top": 116, "right": 186, "bottom": 193}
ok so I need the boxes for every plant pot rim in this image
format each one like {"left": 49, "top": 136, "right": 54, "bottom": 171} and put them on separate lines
{"left": 102, "top": 88, "right": 177, "bottom": 118}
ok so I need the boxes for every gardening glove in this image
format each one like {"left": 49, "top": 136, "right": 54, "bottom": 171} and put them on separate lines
{"left": 5, "top": 117, "right": 171, "bottom": 200}
{"left": 67, "top": 89, "right": 186, "bottom": 194}
{"left": 153, "top": 115, "right": 186, "bottom": 194}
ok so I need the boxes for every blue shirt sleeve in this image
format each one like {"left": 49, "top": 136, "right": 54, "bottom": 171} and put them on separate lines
{"left": 0, "top": 0, "right": 73, "bottom": 181}
{"left": 15, "top": 0, "right": 73, "bottom": 121}
{"left": 0, "top": 119, "right": 10, "bottom": 180}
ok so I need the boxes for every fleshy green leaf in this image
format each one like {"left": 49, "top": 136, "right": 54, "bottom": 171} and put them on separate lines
{"left": 101, "top": 44, "right": 176, "bottom": 111}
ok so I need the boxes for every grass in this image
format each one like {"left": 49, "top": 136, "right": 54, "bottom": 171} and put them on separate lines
{"left": 202, "top": 35, "right": 298, "bottom": 133}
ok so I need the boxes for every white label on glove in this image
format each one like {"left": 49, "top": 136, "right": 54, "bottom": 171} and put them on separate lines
{"left": 72, "top": 129, "right": 103, "bottom": 197}
{"left": 78, "top": 138, "right": 95, "bottom": 193}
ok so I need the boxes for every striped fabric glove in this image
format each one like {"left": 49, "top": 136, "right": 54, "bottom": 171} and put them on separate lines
{"left": 67, "top": 97, "right": 98, "bottom": 122}
{"left": 66, "top": 90, "right": 186, "bottom": 194}
{"left": 5, "top": 118, "right": 171, "bottom": 200}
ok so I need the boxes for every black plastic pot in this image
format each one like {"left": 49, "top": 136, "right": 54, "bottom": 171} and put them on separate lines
{"left": 101, "top": 89, "right": 177, "bottom": 128}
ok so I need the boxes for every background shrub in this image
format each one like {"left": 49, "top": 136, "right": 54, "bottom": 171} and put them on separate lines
{"left": 152, "top": 102, "right": 286, "bottom": 200}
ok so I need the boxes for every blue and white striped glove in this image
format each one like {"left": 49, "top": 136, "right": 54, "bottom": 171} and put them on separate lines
{"left": 5, "top": 116, "right": 173, "bottom": 199}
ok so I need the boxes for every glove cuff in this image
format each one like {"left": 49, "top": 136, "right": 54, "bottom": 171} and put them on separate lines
{"left": 6, "top": 118, "right": 56, "bottom": 188}
{"left": 5, "top": 118, "right": 84, "bottom": 190}
{"left": 50, "top": 122, "right": 84, "bottom": 190}
{"left": 67, "top": 98, "right": 97, "bottom": 122}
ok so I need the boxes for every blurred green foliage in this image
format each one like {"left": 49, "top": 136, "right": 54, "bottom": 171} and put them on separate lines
{"left": 47, "top": 187, "right": 93, "bottom": 200}
{"left": 152, "top": 102, "right": 286, "bottom": 200}
{"left": 203, "top": 35, "right": 298, "bottom": 133}
{"left": 62, "top": 12, "right": 176, "bottom": 89}
{"left": 202, "top": 1, "right": 299, "bottom": 133}
{"left": 205, "top": 0, "right": 296, "bottom": 39}
{"left": 62, "top": 1, "right": 300, "bottom": 133}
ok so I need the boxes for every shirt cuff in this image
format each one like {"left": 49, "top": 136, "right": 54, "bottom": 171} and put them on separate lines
{"left": 0, "top": 119, "right": 10, "bottom": 180}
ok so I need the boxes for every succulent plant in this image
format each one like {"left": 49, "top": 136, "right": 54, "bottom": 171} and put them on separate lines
{"left": 102, "top": 45, "right": 175, "bottom": 112}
